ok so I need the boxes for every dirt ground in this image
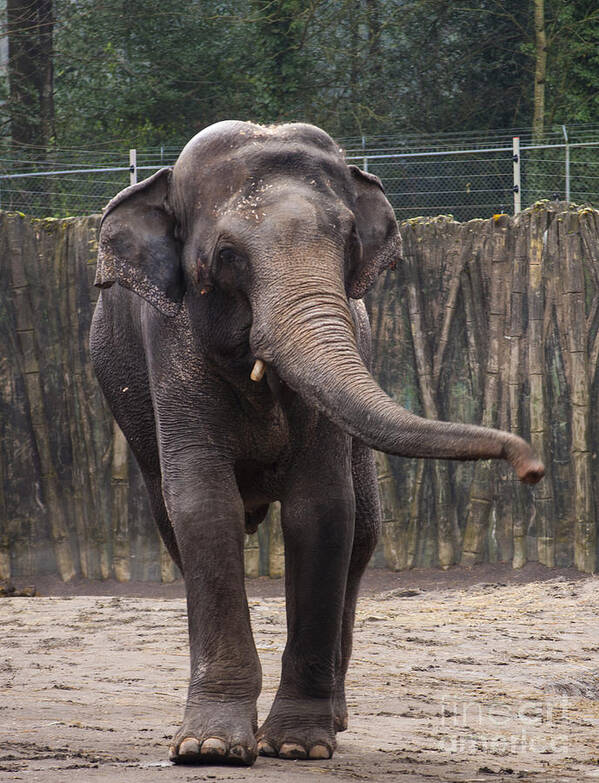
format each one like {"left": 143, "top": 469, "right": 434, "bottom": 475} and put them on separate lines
{"left": 2, "top": 564, "right": 599, "bottom": 783}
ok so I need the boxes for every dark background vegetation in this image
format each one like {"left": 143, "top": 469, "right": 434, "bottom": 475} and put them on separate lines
{"left": 1, "top": 0, "right": 598, "bottom": 154}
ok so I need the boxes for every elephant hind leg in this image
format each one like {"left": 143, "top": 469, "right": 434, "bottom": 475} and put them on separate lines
{"left": 245, "top": 504, "right": 270, "bottom": 535}
{"left": 90, "top": 298, "right": 182, "bottom": 572}
{"left": 334, "top": 438, "right": 381, "bottom": 732}
{"left": 115, "top": 413, "right": 182, "bottom": 572}
{"left": 112, "top": 408, "right": 182, "bottom": 573}
{"left": 140, "top": 467, "right": 182, "bottom": 574}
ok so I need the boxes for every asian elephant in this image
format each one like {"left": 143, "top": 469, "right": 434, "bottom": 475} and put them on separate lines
{"left": 90, "top": 121, "right": 544, "bottom": 766}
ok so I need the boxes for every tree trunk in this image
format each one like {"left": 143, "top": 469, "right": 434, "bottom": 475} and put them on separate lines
{"left": 7, "top": 0, "right": 54, "bottom": 151}
{"left": 366, "top": 0, "right": 383, "bottom": 120}
{"left": 38, "top": 0, "right": 55, "bottom": 146}
{"left": 532, "top": 0, "right": 546, "bottom": 141}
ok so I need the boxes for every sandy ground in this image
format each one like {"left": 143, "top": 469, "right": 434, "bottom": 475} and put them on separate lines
{"left": 1, "top": 565, "right": 599, "bottom": 782}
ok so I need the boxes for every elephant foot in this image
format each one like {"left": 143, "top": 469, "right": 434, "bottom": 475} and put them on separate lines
{"left": 257, "top": 695, "right": 336, "bottom": 760}
{"left": 169, "top": 700, "right": 258, "bottom": 766}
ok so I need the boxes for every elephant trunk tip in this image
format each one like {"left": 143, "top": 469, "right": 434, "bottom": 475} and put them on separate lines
{"left": 517, "top": 458, "right": 545, "bottom": 485}
{"left": 503, "top": 435, "right": 545, "bottom": 484}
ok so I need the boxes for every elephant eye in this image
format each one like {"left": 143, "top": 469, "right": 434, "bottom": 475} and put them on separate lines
{"left": 218, "top": 247, "right": 238, "bottom": 264}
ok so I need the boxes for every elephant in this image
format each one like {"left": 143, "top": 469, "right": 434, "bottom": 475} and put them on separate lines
{"left": 90, "top": 120, "right": 544, "bottom": 766}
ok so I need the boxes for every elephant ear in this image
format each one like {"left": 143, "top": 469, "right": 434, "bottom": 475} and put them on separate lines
{"left": 95, "top": 167, "right": 184, "bottom": 316}
{"left": 346, "top": 165, "right": 402, "bottom": 299}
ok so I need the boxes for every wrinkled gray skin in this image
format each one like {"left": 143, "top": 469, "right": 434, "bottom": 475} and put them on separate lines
{"left": 90, "top": 121, "right": 544, "bottom": 766}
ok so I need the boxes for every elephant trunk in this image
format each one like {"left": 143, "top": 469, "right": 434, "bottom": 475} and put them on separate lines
{"left": 251, "top": 274, "right": 544, "bottom": 485}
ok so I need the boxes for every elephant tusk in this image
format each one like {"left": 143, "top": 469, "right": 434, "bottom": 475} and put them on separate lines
{"left": 250, "top": 359, "right": 266, "bottom": 382}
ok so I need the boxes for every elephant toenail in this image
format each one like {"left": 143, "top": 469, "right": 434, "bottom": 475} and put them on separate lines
{"left": 168, "top": 745, "right": 177, "bottom": 761}
{"left": 179, "top": 737, "right": 200, "bottom": 756}
{"left": 229, "top": 744, "right": 250, "bottom": 762}
{"left": 309, "top": 744, "right": 331, "bottom": 759}
{"left": 200, "top": 737, "right": 227, "bottom": 756}
{"left": 257, "top": 740, "right": 277, "bottom": 756}
{"left": 279, "top": 742, "right": 307, "bottom": 760}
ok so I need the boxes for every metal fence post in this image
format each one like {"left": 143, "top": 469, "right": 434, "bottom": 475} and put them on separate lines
{"left": 129, "top": 149, "right": 137, "bottom": 186}
{"left": 512, "top": 136, "right": 521, "bottom": 214}
{"left": 562, "top": 125, "right": 570, "bottom": 203}
{"left": 362, "top": 136, "right": 368, "bottom": 173}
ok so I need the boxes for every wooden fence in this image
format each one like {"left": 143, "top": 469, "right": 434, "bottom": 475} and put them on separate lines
{"left": 1, "top": 202, "right": 598, "bottom": 582}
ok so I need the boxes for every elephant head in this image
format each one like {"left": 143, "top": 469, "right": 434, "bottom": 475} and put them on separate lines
{"left": 96, "top": 120, "right": 544, "bottom": 484}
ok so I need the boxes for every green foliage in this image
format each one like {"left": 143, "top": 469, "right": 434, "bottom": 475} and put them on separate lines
{"left": 545, "top": 0, "right": 599, "bottom": 124}
{"left": 53, "top": 0, "right": 254, "bottom": 145}
{"left": 248, "top": 0, "right": 311, "bottom": 121}
{"left": 47, "top": 0, "right": 545, "bottom": 145}
{"left": 1, "top": 0, "right": 598, "bottom": 151}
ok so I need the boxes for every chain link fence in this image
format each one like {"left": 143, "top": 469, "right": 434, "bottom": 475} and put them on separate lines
{"left": 0, "top": 146, "right": 181, "bottom": 219}
{"left": 343, "top": 125, "right": 599, "bottom": 221}
{"left": 1, "top": 125, "right": 598, "bottom": 221}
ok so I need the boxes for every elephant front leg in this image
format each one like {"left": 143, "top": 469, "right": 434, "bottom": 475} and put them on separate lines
{"left": 163, "top": 464, "right": 262, "bottom": 766}
{"left": 257, "top": 442, "right": 354, "bottom": 760}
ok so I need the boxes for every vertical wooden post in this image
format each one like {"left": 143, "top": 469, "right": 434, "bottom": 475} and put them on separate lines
{"left": 160, "top": 538, "right": 177, "bottom": 582}
{"left": 461, "top": 216, "right": 509, "bottom": 565}
{"left": 527, "top": 208, "right": 555, "bottom": 566}
{"left": 375, "top": 452, "right": 408, "bottom": 570}
{"left": 111, "top": 421, "right": 131, "bottom": 581}
{"left": 405, "top": 461, "right": 425, "bottom": 568}
{"left": 405, "top": 221, "right": 460, "bottom": 568}
{"left": 244, "top": 533, "right": 260, "bottom": 578}
{"left": 8, "top": 215, "right": 76, "bottom": 582}
{"left": 267, "top": 502, "right": 285, "bottom": 578}
{"left": 64, "top": 217, "right": 112, "bottom": 580}
{"left": 509, "top": 216, "right": 529, "bottom": 568}
{"left": 0, "top": 450, "right": 10, "bottom": 581}
{"left": 561, "top": 211, "right": 595, "bottom": 572}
